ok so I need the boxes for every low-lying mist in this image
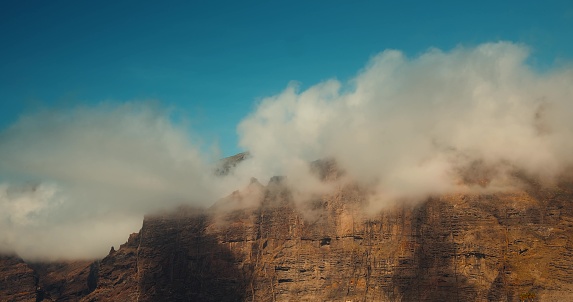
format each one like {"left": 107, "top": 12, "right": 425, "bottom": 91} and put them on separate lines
{"left": 1, "top": 41, "right": 572, "bottom": 260}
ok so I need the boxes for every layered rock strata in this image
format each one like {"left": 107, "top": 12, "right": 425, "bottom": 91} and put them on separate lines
{"left": 3, "top": 177, "right": 573, "bottom": 301}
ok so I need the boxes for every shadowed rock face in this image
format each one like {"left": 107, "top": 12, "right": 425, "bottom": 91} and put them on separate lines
{"left": 0, "top": 255, "right": 96, "bottom": 302}
{"left": 0, "top": 255, "right": 37, "bottom": 301}
{"left": 30, "top": 260, "right": 97, "bottom": 302}
{"left": 3, "top": 167, "right": 573, "bottom": 301}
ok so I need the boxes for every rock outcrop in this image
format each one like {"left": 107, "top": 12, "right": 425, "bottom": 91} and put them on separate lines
{"left": 30, "top": 260, "right": 97, "bottom": 302}
{"left": 3, "top": 168, "right": 573, "bottom": 301}
{"left": 0, "top": 255, "right": 37, "bottom": 301}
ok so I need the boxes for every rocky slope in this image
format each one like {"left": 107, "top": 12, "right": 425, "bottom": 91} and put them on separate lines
{"left": 0, "top": 255, "right": 37, "bottom": 301}
{"left": 2, "top": 164, "right": 573, "bottom": 301}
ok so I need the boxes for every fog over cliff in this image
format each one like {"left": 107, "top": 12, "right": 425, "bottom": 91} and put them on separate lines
{"left": 235, "top": 42, "right": 573, "bottom": 205}
{"left": 1, "top": 42, "right": 572, "bottom": 260}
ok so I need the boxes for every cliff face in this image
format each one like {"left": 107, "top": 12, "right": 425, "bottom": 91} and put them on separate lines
{"left": 198, "top": 180, "right": 573, "bottom": 302}
{"left": 0, "top": 255, "right": 96, "bottom": 302}
{"left": 30, "top": 260, "right": 97, "bottom": 302}
{"left": 0, "top": 255, "right": 37, "bottom": 301}
{"left": 3, "top": 177, "right": 573, "bottom": 301}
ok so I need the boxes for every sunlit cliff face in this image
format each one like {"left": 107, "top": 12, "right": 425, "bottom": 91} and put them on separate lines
{"left": 1, "top": 42, "right": 573, "bottom": 260}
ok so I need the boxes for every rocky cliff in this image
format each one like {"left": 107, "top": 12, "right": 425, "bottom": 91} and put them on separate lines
{"left": 0, "top": 255, "right": 37, "bottom": 301}
{"left": 2, "top": 167, "right": 573, "bottom": 301}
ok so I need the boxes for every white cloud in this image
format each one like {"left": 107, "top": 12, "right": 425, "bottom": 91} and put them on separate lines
{"left": 2, "top": 42, "right": 573, "bottom": 260}
{"left": 0, "top": 102, "right": 224, "bottom": 260}
{"left": 236, "top": 42, "right": 573, "bottom": 209}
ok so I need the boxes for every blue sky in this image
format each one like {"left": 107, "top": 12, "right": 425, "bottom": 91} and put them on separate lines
{"left": 3, "top": 0, "right": 573, "bottom": 260}
{"left": 1, "top": 0, "right": 572, "bottom": 156}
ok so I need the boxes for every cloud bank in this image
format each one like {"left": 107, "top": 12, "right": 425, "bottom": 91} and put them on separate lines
{"left": 1, "top": 42, "right": 572, "bottom": 260}
{"left": 0, "top": 103, "right": 223, "bottom": 260}
{"left": 236, "top": 42, "right": 573, "bottom": 206}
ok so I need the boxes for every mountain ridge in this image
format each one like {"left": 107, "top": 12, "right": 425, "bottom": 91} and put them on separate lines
{"left": 2, "top": 156, "right": 573, "bottom": 301}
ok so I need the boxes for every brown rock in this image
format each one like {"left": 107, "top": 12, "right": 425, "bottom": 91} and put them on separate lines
{"left": 82, "top": 177, "right": 573, "bottom": 301}
{"left": 30, "top": 260, "right": 96, "bottom": 302}
{"left": 4, "top": 170, "right": 573, "bottom": 301}
{"left": 0, "top": 255, "right": 37, "bottom": 301}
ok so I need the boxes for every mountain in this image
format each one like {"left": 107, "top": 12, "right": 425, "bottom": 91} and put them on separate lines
{"left": 2, "top": 157, "right": 573, "bottom": 301}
